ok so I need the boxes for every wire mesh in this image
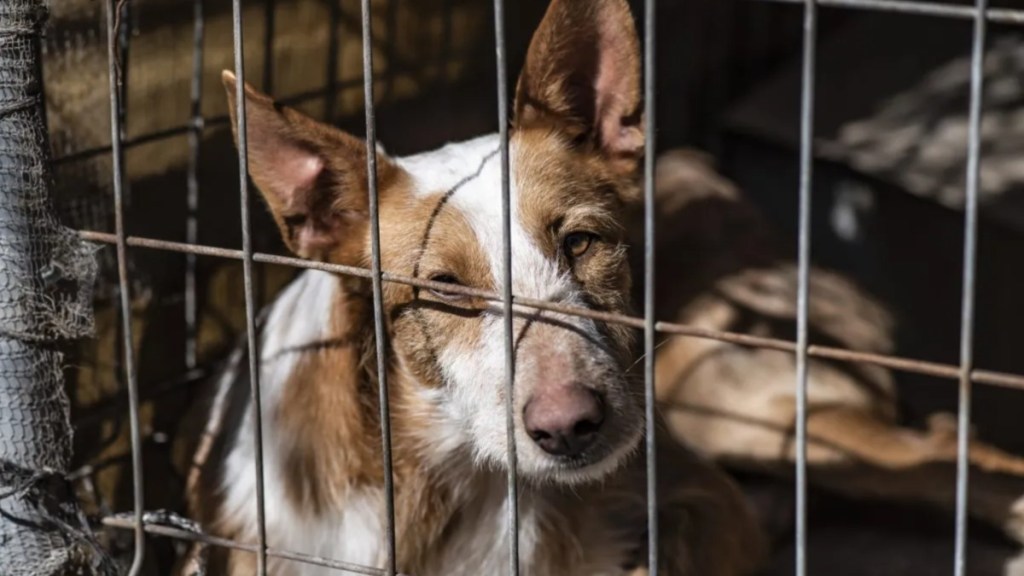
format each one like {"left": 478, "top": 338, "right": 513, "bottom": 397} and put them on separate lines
{"left": 78, "top": 228, "right": 1024, "bottom": 393}
{"left": 81, "top": 0, "right": 1024, "bottom": 574}
{"left": 747, "top": 0, "right": 1024, "bottom": 23}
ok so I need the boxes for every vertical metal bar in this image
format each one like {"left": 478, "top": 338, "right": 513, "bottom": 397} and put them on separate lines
{"left": 440, "top": 0, "right": 453, "bottom": 85}
{"left": 230, "top": 1, "right": 269, "bottom": 574}
{"left": 112, "top": 0, "right": 132, "bottom": 427}
{"left": 105, "top": 1, "right": 145, "bottom": 574}
{"left": 643, "top": 0, "right": 659, "bottom": 573}
{"left": 794, "top": 1, "right": 818, "bottom": 575}
{"left": 954, "top": 1, "right": 988, "bottom": 574}
{"left": 263, "top": 0, "right": 275, "bottom": 93}
{"left": 384, "top": 0, "right": 398, "bottom": 100}
{"left": 359, "top": 1, "right": 398, "bottom": 574}
{"left": 255, "top": 0, "right": 276, "bottom": 308}
{"left": 185, "top": 0, "right": 205, "bottom": 371}
{"left": 116, "top": 0, "right": 131, "bottom": 144}
{"left": 116, "top": 0, "right": 134, "bottom": 222}
{"left": 492, "top": 0, "right": 519, "bottom": 574}
{"left": 326, "top": 0, "right": 341, "bottom": 120}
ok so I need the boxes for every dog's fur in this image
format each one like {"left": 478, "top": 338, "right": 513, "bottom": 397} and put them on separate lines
{"left": 640, "top": 149, "right": 1024, "bottom": 549}
{"left": 184, "top": 1, "right": 765, "bottom": 575}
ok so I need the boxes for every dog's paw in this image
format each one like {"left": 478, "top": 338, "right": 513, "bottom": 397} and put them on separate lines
{"left": 927, "top": 412, "right": 973, "bottom": 439}
{"left": 925, "top": 412, "right": 980, "bottom": 449}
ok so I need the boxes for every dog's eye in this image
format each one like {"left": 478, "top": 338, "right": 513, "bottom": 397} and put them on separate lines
{"left": 563, "top": 232, "right": 597, "bottom": 259}
{"left": 427, "top": 274, "right": 464, "bottom": 300}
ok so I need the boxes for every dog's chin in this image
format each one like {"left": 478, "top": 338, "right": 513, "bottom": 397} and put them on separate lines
{"left": 522, "top": 428, "right": 644, "bottom": 487}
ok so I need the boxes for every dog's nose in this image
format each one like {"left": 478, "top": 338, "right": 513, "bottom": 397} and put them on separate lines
{"left": 523, "top": 386, "right": 604, "bottom": 457}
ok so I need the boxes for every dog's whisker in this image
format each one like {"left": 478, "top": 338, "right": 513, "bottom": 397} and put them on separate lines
{"left": 625, "top": 339, "right": 672, "bottom": 373}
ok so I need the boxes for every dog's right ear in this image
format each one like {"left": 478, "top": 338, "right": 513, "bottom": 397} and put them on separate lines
{"left": 222, "top": 71, "right": 395, "bottom": 264}
{"left": 515, "top": 0, "right": 642, "bottom": 176}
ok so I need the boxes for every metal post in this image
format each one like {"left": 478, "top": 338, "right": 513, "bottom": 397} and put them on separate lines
{"left": 492, "top": 0, "right": 520, "bottom": 573}
{"left": 359, "top": 1, "right": 398, "bottom": 573}
{"left": 104, "top": 0, "right": 146, "bottom": 573}
{"left": 793, "top": 1, "right": 818, "bottom": 574}
{"left": 230, "top": 0, "right": 269, "bottom": 574}
{"left": 185, "top": 0, "right": 205, "bottom": 371}
{"left": 643, "top": 0, "right": 659, "bottom": 573}
{"left": 953, "top": 0, "right": 988, "bottom": 574}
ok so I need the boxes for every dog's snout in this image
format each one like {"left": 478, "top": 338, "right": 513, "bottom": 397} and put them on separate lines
{"left": 524, "top": 386, "right": 604, "bottom": 457}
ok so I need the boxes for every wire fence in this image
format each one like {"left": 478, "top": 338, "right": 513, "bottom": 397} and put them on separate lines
{"left": 75, "top": 0, "right": 1024, "bottom": 574}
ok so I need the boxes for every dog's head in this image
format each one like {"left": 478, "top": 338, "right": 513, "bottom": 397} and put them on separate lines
{"left": 223, "top": 0, "right": 643, "bottom": 485}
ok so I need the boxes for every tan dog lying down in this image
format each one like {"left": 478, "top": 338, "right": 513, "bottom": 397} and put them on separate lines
{"left": 638, "top": 149, "right": 1024, "bottom": 546}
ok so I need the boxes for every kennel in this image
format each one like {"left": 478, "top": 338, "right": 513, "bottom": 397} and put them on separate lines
{"left": 3, "top": 0, "right": 1024, "bottom": 575}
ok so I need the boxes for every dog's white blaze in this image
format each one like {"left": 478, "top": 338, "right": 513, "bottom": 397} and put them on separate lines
{"left": 399, "top": 134, "right": 597, "bottom": 472}
{"left": 398, "top": 133, "right": 578, "bottom": 304}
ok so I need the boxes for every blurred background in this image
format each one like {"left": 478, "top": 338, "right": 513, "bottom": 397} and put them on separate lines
{"left": 43, "top": 0, "right": 1024, "bottom": 573}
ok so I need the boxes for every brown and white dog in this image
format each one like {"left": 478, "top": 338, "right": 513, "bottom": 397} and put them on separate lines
{"left": 184, "top": 1, "right": 764, "bottom": 575}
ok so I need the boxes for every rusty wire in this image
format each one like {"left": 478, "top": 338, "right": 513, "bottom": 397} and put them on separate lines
{"left": 77, "top": 229, "right": 1024, "bottom": 393}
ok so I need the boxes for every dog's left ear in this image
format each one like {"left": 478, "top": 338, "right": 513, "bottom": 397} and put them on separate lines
{"left": 514, "top": 0, "right": 643, "bottom": 176}
{"left": 221, "top": 71, "right": 401, "bottom": 264}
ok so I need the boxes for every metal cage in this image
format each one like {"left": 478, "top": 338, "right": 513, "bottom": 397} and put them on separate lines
{"left": 70, "top": 0, "right": 1024, "bottom": 575}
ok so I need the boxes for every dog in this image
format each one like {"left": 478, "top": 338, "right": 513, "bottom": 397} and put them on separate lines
{"left": 183, "top": 1, "right": 765, "bottom": 575}
{"left": 639, "top": 149, "right": 1024, "bottom": 553}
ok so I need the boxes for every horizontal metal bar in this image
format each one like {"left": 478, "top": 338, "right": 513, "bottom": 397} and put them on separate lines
{"left": 73, "top": 367, "right": 208, "bottom": 429}
{"left": 58, "top": 122, "right": 206, "bottom": 165}
{"left": 746, "top": 0, "right": 1024, "bottom": 23}
{"left": 75, "top": 229, "right": 1024, "bottom": 392}
{"left": 101, "top": 517, "right": 409, "bottom": 576}
{"left": 52, "top": 52, "right": 475, "bottom": 167}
